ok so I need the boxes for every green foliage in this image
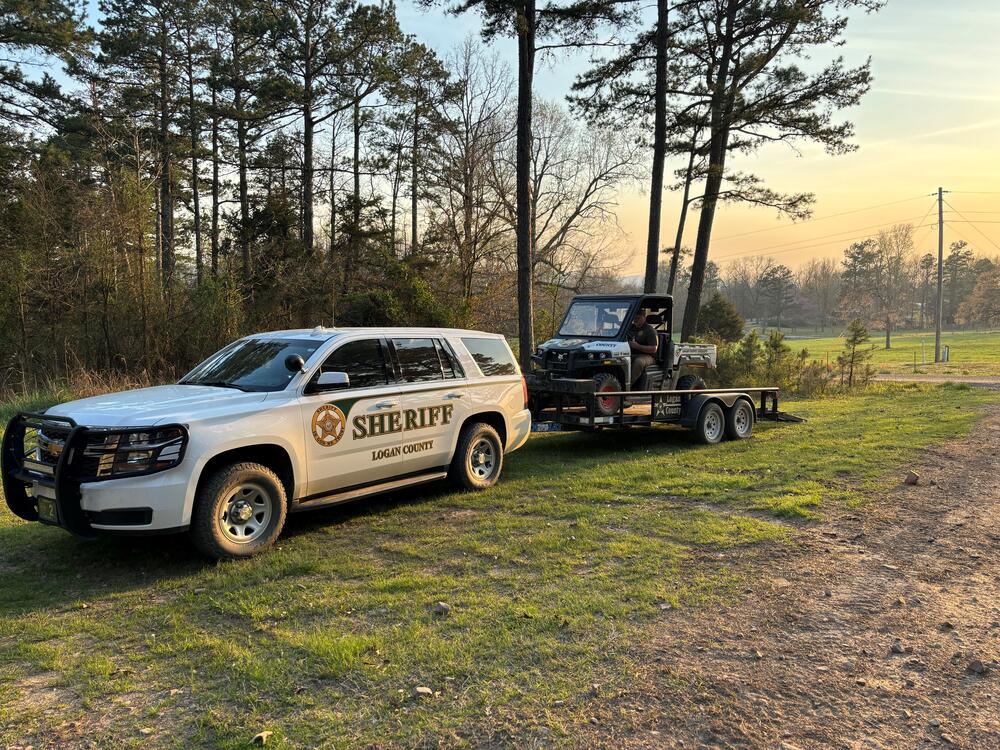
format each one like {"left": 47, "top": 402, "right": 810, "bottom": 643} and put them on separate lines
{"left": 837, "top": 318, "right": 876, "bottom": 387}
{"left": 712, "top": 329, "right": 832, "bottom": 395}
{"left": 696, "top": 292, "right": 744, "bottom": 342}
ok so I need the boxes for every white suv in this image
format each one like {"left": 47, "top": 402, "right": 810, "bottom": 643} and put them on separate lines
{"left": 1, "top": 328, "right": 532, "bottom": 558}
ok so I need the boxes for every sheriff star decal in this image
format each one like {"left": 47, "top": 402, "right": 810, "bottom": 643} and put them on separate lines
{"left": 654, "top": 399, "right": 670, "bottom": 418}
{"left": 312, "top": 404, "right": 346, "bottom": 447}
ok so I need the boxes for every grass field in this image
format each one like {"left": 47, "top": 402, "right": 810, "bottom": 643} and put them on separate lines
{"left": 775, "top": 329, "right": 1000, "bottom": 376}
{"left": 0, "top": 384, "right": 996, "bottom": 748}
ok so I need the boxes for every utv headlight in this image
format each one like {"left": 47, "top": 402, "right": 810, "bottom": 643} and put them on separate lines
{"left": 82, "top": 425, "right": 188, "bottom": 479}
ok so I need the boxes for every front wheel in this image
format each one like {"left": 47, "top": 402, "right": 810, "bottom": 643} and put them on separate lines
{"left": 726, "top": 399, "right": 755, "bottom": 440}
{"left": 593, "top": 372, "right": 622, "bottom": 417}
{"left": 190, "top": 462, "right": 288, "bottom": 560}
{"left": 450, "top": 422, "right": 505, "bottom": 491}
{"left": 695, "top": 402, "right": 725, "bottom": 445}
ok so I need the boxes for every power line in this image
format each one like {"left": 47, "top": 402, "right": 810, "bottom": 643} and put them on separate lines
{"left": 713, "top": 222, "right": 936, "bottom": 262}
{"left": 943, "top": 200, "right": 1000, "bottom": 252}
{"left": 711, "top": 194, "right": 929, "bottom": 242}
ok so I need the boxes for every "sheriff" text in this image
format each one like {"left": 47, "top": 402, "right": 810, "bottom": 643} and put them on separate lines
{"left": 353, "top": 403, "right": 454, "bottom": 439}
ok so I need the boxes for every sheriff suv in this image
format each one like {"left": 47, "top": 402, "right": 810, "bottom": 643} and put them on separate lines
{"left": 2, "top": 328, "right": 531, "bottom": 559}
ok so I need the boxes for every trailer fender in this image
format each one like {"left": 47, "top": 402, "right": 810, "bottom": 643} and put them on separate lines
{"left": 680, "top": 392, "right": 754, "bottom": 428}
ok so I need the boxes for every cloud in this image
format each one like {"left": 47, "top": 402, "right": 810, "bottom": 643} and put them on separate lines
{"left": 865, "top": 118, "right": 1000, "bottom": 148}
{"left": 874, "top": 88, "right": 1000, "bottom": 104}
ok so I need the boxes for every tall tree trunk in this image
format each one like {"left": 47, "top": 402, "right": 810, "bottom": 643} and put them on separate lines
{"left": 328, "top": 122, "right": 336, "bottom": 261}
{"left": 680, "top": 5, "right": 736, "bottom": 342}
{"left": 302, "top": 43, "right": 314, "bottom": 254}
{"left": 210, "top": 75, "right": 220, "bottom": 275}
{"left": 644, "top": 0, "right": 669, "bottom": 294}
{"left": 187, "top": 41, "right": 202, "bottom": 283}
{"left": 515, "top": 0, "right": 536, "bottom": 369}
{"left": 411, "top": 101, "right": 419, "bottom": 255}
{"left": 158, "top": 20, "right": 173, "bottom": 287}
{"left": 667, "top": 126, "right": 699, "bottom": 294}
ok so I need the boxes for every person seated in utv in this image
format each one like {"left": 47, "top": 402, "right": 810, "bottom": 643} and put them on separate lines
{"left": 627, "top": 308, "right": 658, "bottom": 388}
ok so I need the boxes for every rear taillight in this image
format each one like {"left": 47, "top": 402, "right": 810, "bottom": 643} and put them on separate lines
{"left": 522, "top": 376, "right": 528, "bottom": 408}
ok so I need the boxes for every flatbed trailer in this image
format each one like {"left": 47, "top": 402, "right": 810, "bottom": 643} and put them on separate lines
{"left": 529, "top": 379, "right": 803, "bottom": 442}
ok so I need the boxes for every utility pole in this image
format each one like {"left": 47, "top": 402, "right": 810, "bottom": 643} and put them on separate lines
{"left": 934, "top": 187, "right": 946, "bottom": 362}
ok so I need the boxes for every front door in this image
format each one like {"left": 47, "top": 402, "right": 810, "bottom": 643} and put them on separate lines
{"left": 299, "top": 337, "right": 401, "bottom": 498}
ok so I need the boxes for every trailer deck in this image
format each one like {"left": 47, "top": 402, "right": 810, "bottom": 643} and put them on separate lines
{"left": 531, "top": 386, "right": 804, "bottom": 432}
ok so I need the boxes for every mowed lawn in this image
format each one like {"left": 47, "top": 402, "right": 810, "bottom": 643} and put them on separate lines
{"left": 0, "top": 385, "right": 996, "bottom": 748}
{"left": 779, "top": 329, "right": 1000, "bottom": 376}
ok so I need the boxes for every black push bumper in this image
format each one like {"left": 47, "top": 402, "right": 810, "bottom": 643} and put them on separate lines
{"left": 2, "top": 412, "right": 186, "bottom": 538}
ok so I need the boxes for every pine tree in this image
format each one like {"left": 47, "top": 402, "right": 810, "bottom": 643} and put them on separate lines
{"left": 837, "top": 318, "right": 874, "bottom": 388}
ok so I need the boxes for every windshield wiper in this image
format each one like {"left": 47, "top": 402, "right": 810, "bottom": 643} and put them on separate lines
{"left": 178, "top": 380, "right": 250, "bottom": 392}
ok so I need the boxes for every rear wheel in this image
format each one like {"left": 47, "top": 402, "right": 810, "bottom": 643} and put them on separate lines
{"left": 450, "top": 422, "right": 505, "bottom": 491}
{"left": 593, "top": 372, "right": 622, "bottom": 416}
{"left": 190, "top": 462, "right": 288, "bottom": 560}
{"left": 726, "top": 399, "right": 755, "bottom": 440}
{"left": 695, "top": 402, "right": 725, "bottom": 445}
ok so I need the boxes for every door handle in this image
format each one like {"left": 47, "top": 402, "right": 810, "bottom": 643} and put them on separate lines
{"left": 375, "top": 400, "right": 399, "bottom": 409}
{"left": 444, "top": 392, "right": 465, "bottom": 399}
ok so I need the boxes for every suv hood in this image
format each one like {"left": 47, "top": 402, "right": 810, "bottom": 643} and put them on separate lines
{"left": 44, "top": 385, "right": 269, "bottom": 427}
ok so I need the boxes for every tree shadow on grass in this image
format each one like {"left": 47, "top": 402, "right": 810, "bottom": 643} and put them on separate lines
{"left": 0, "top": 424, "right": 715, "bottom": 614}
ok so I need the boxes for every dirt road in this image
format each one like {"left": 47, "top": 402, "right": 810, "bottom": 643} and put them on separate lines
{"left": 584, "top": 402, "right": 1000, "bottom": 749}
{"left": 876, "top": 374, "right": 1000, "bottom": 389}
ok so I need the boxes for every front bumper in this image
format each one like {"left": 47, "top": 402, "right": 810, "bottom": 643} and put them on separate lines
{"left": 1, "top": 412, "right": 189, "bottom": 537}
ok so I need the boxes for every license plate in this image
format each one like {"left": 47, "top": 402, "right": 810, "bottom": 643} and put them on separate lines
{"left": 36, "top": 495, "right": 58, "bottom": 523}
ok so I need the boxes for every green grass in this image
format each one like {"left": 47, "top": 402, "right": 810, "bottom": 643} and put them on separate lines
{"left": 0, "top": 384, "right": 995, "bottom": 747}
{"left": 773, "top": 328, "right": 1000, "bottom": 376}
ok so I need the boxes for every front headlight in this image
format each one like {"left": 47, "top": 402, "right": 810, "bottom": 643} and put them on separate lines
{"left": 82, "top": 425, "right": 188, "bottom": 479}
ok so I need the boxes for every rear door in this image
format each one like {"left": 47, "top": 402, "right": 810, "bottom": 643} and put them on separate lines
{"left": 299, "top": 337, "right": 401, "bottom": 498}
{"left": 390, "top": 337, "right": 471, "bottom": 474}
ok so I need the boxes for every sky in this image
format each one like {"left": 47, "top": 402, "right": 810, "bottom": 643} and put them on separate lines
{"left": 395, "top": 0, "right": 1000, "bottom": 275}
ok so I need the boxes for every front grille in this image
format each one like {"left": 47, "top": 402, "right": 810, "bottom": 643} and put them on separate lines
{"left": 21, "top": 421, "right": 72, "bottom": 479}
{"left": 546, "top": 351, "right": 572, "bottom": 371}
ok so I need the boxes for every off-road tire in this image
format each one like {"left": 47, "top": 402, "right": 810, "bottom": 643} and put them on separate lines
{"left": 593, "top": 372, "right": 623, "bottom": 416}
{"left": 190, "top": 462, "right": 288, "bottom": 560}
{"left": 676, "top": 374, "right": 706, "bottom": 391}
{"left": 725, "top": 399, "right": 755, "bottom": 440}
{"left": 695, "top": 402, "right": 726, "bottom": 445}
{"left": 450, "top": 422, "right": 504, "bottom": 491}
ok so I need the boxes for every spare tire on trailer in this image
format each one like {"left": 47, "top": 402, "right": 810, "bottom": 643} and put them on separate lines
{"left": 676, "top": 374, "right": 706, "bottom": 391}
{"left": 593, "top": 372, "right": 622, "bottom": 416}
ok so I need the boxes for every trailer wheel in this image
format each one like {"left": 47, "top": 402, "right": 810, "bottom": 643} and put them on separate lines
{"left": 725, "top": 399, "right": 754, "bottom": 440}
{"left": 695, "top": 402, "right": 725, "bottom": 445}
{"left": 676, "top": 374, "right": 706, "bottom": 391}
{"left": 593, "top": 372, "right": 622, "bottom": 416}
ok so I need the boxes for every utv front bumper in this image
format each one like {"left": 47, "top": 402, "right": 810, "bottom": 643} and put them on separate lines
{"left": 1, "top": 412, "right": 189, "bottom": 537}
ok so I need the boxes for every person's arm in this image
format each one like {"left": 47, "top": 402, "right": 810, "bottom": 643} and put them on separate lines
{"left": 628, "top": 330, "right": 657, "bottom": 355}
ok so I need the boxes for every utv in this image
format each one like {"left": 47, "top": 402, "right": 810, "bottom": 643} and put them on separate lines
{"left": 527, "top": 294, "right": 717, "bottom": 417}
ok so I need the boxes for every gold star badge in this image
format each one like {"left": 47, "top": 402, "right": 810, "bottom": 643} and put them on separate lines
{"left": 312, "top": 404, "right": 346, "bottom": 447}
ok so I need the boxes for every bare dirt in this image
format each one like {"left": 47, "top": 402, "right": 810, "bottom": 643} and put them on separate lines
{"left": 582, "top": 402, "right": 1000, "bottom": 749}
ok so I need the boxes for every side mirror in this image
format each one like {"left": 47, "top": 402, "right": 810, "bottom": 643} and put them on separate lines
{"left": 311, "top": 371, "right": 350, "bottom": 391}
{"left": 285, "top": 354, "right": 306, "bottom": 373}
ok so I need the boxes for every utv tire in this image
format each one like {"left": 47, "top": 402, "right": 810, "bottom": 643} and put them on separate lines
{"left": 676, "top": 374, "right": 706, "bottom": 391}
{"left": 190, "top": 462, "right": 288, "bottom": 560}
{"left": 694, "top": 402, "right": 725, "bottom": 445}
{"left": 725, "top": 399, "right": 755, "bottom": 440}
{"left": 593, "top": 372, "right": 623, "bottom": 416}
{"left": 450, "top": 422, "right": 504, "bottom": 491}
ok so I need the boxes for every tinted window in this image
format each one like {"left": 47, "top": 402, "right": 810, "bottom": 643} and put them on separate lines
{"left": 181, "top": 338, "right": 320, "bottom": 392}
{"left": 462, "top": 337, "right": 517, "bottom": 377}
{"left": 320, "top": 339, "right": 388, "bottom": 389}
{"left": 435, "top": 340, "right": 464, "bottom": 379}
{"left": 393, "top": 338, "right": 443, "bottom": 382}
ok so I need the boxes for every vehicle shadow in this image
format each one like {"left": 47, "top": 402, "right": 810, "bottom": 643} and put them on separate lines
{"left": 0, "top": 424, "right": 727, "bottom": 615}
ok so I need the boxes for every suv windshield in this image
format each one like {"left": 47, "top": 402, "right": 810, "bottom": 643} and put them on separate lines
{"left": 180, "top": 338, "right": 321, "bottom": 392}
{"left": 558, "top": 300, "right": 632, "bottom": 338}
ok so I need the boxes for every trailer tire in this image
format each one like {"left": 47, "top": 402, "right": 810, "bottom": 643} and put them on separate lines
{"left": 593, "top": 372, "right": 622, "bottom": 416}
{"left": 694, "top": 402, "right": 725, "bottom": 445}
{"left": 450, "top": 422, "right": 504, "bottom": 491}
{"left": 725, "top": 399, "right": 755, "bottom": 440}
{"left": 676, "top": 374, "right": 706, "bottom": 391}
